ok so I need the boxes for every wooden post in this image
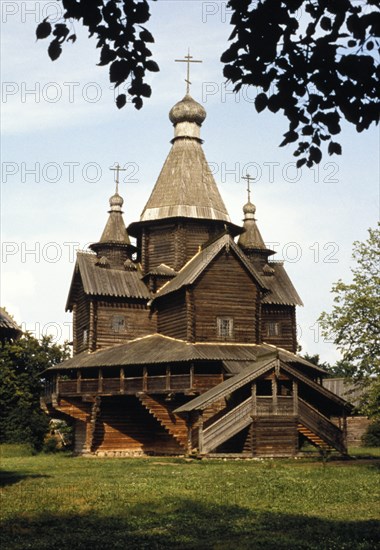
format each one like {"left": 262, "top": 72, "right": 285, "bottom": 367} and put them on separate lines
{"left": 342, "top": 409, "right": 348, "bottom": 448}
{"left": 77, "top": 371, "right": 82, "bottom": 393}
{"left": 251, "top": 382, "right": 257, "bottom": 417}
{"left": 198, "top": 411, "right": 204, "bottom": 454}
{"left": 73, "top": 304, "right": 77, "bottom": 354}
{"left": 190, "top": 364, "right": 194, "bottom": 389}
{"left": 166, "top": 365, "right": 170, "bottom": 391}
{"left": 272, "top": 376, "right": 278, "bottom": 415}
{"left": 120, "top": 368, "right": 125, "bottom": 393}
{"left": 143, "top": 366, "right": 148, "bottom": 392}
{"left": 98, "top": 368, "right": 103, "bottom": 393}
{"left": 55, "top": 374, "right": 60, "bottom": 395}
{"left": 293, "top": 380, "right": 298, "bottom": 415}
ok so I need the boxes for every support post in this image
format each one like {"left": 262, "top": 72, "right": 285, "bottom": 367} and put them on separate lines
{"left": 77, "top": 370, "right": 82, "bottom": 393}
{"left": 190, "top": 363, "right": 194, "bottom": 390}
{"left": 251, "top": 382, "right": 257, "bottom": 417}
{"left": 198, "top": 411, "right": 204, "bottom": 454}
{"left": 272, "top": 376, "right": 278, "bottom": 415}
{"left": 120, "top": 368, "right": 125, "bottom": 393}
{"left": 56, "top": 374, "right": 60, "bottom": 395}
{"left": 166, "top": 365, "right": 170, "bottom": 391}
{"left": 98, "top": 368, "right": 103, "bottom": 393}
{"left": 143, "top": 366, "right": 148, "bottom": 392}
{"left": 293, "top": 380, "right": 298, "bottom": 415}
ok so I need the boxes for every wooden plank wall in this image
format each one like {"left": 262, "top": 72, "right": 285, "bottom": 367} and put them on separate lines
{"left": 96, "top": 299, "right": 156, "bottom": 349}
{"left": 74, "top": 284, "right": 90, "bottom": 354}
{"left": 252, "top": 417, "right": 298, "bottom": 457}
{"left": 193, "top": 251, "right": 258, "bottom": 342}
{"left": 156, "top": 290, "right": 188, "bottom": 340}
{"left": 261, "top": 304, "right": 297, "bottom": 352}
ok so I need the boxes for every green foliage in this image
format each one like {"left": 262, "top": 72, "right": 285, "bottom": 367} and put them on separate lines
{"left": 0, "top": 334, "right": 70, "bottom": 450}
{"left": 362, "top": 420, "right": 380, "bottom": 447}
{"left": 1, "top": 452, "right": 379, "bottom": 549}
{"left": 319, "top": 225, "right": 380, "bottom": 378}
{"left": 319, "top": 224, "right": 380, "bottom": 416}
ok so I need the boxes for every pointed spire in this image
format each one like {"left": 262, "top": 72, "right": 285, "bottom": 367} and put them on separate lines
{"left": 89, "top": 168, "right": 136, "bottom": 267}
{"left": 238, "top": 176, "right": 275, "bottom": 270}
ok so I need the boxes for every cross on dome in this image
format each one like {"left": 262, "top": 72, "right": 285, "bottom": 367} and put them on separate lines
{"left": 110, "top": 163, "right": 126, "bottom": 194}
{"left": 175, "top": 48, "right": 202, "bottom": 94}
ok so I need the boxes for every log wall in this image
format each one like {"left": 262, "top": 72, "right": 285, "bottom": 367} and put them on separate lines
{"left": 95, "top": 299, "right": 155, "bottom": 349}
{"left": 156, "top": 290, "right": 187, "bottom": 340}
{"left": 193, "top": 250, "right": 258, "bottom": 342}
{"left": 261, "top": 304, "right": 297, "bottom": 352}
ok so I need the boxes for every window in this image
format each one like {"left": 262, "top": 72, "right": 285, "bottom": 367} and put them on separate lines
{"left": 267, "top": 322, "right": 280, "bottom": 337}
{"left": 112, "top": 315, "right": 125, "bottom": 333}
{"left": 217, "top": 317, "right": 234, "bottom": 340}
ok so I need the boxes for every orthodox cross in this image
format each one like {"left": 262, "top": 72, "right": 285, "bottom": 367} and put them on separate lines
{"left": 110, "top": 163, "right": 126, "bottom": 194}
{"left": 242, "top": 173, "right": 255, "bottom": 203}
{"left": 175, "top": 49, "right": 202, "bottom": 94}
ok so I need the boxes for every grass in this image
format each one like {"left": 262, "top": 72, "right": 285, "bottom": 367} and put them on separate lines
{"left": 1, "top": 445, "right": 379, "bottom": 549}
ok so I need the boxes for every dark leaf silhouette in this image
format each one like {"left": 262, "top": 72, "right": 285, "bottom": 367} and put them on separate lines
{"left": 221, "top": 0, "right": 379, "bottom": 166}
{"left": 48, "top": 39, "right": 62, "bottom": 61}
{"left": 36, "top": 19, "right": 51, "bottom": 40}
{"left": 116, "top": 94, "right": 127, "bottom": 109}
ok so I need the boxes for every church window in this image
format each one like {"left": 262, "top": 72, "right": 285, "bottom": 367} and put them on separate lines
{"left": 112, "top": 315, "right": 126, "bottom": 333}
{"left": 267, "top": 322, "right": 280, "bottom": 337}
{"left": 217, "top": 317, "right": 234, "bottom": 339}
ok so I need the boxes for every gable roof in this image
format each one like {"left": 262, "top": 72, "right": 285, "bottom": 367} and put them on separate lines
{"left": 66, "top": 251, "right": 150, "bottom": 310}
{"left": 261, "top": 262, "right": 303, "bottom": 306}
{"left": 152, "top": 234, "right": 269, "bottom": 301}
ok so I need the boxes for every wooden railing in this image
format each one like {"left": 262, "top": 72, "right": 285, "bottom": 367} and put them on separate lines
{"left": 298, "top": 398, "right": 346, "bottom": 453}
{"left": 50, "top": 373, "right": 197, "bottom": 397}
{"left": 202, "top": 397, "right": 252, "bottom": 453}
{"left": 256, "top": 396, "right": 294, "bottom": 415}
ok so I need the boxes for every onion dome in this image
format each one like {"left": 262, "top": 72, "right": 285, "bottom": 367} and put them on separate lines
{"left": 169, "top": 94, "right": 206, "bottom": 126}
{"left": 243, "top": 201, "right": 256, "bottom": 217}
{"left": 109, "top": 192, "right": 124, "bottom": 212}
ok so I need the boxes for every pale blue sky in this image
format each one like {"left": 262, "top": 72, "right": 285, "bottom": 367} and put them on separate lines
{"left": 1, "top": 1, "right": 379, "bottom": 363}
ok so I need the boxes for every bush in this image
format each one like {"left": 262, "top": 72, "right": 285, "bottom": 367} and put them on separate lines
{"left": 362, "top": 420, "right": 380, "bottom": 447}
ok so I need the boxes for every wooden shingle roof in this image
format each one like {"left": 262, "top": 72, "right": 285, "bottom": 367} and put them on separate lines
{"left": 140, "top": 138, "right": 231, "bottom": 223}
{"left": 66, "top": 252, "right": 150, "bottom": 310}
{"left": 261, "top": 263, "right": 303, "bottom": 306}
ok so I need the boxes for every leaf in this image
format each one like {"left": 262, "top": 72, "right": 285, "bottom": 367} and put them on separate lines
{"left": 48, "top": 39, "right": 62, "bottom": 61}
{"left": 67, "top": 34, "right": 77, "bottom": 43}
{"left": 296, "top": 158, "right": 307, "bottom": 169}
{"left": 320, "top": 17, "right": 332, "bottom": 31}
{"left": 309, "top": 146, "right": 322, "bottom": 164}
{"left": 36, "top": 20, "right": 51, "bottom": 40}
{"left": 53, "top": 23, "right": 70, "bottom": 42}
{"left": 139, "top": 27, "right": 155, "bottom": 43}
{"left": 132, "top": 96, "right": 143, "bottom": 110}
{"left": 109, "top": 59, "right": 130, "bottom": 87}
{"left": 116, "top": 94, "right": 127, "bottom": 109}
{"left": 145, "top": 60, "right": 159, "bottom": 72}
{"left": 280, "top": 129, "right": 298, "bottom": 147}
{"left": 255, "top": 93, "right": 268, "bottom": 113}
{"left": 328, "top": 141, "right": 342, "bottom": 155}
{"left": 98, "top": 44, "right": 117, "bottom": 66}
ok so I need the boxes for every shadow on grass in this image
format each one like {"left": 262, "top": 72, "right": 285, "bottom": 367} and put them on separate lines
{"left": 0, "top": 470, "right": 50, "bottom": 488}
{"left": 1, "top": 499, "right": 379, "bottom": 550}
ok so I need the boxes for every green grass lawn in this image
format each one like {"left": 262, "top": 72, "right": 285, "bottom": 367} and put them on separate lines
{"left": 1, "top": 445, "right": 379, "bottom": 550}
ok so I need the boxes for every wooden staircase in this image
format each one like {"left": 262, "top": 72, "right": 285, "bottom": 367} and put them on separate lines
{"left": 138, "top": 394, "right": 189, "bottom": 451}
{"left": 297, "top": 424, "right": 334, "bottom": 451}
{"left": 201, "top": 397, "right": 252, "bottom": 454}
{"left": 297, "top": 398, "right": 346, "bottom": 454}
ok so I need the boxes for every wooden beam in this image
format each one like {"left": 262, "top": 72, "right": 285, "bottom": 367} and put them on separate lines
{"left": 166, "top": 365, "right": 170, "bottom": 391}
{"left": 293, "top": 379, "right": 298, "bottom": 415}
{"left": 98, "top": 368, "right": 103, "bottom": 393}
{"left": 76, "top": 370, "right": 82, "bottom": 393}
{"left": 272, "top": 377, "right": 278, "bottom": 415}
{"left": 120, "top": 367, "right": 125, "bottom": 393}
{"left": 251, "top": 382, "right": 257, "bottom": 417}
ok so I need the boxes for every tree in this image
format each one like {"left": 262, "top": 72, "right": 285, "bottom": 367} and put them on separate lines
{"left": 0, "top": 334, "right": 70, "bottom": 450}
{"left": 35, "top": 0, "right": 379, "bottom": 165}
{"left": 319, "top": 224, "right": 380, "bottom": 415}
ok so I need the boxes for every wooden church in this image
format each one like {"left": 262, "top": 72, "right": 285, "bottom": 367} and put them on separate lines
{"left": 44, "top": 87, "right": 351, "bottom": 457}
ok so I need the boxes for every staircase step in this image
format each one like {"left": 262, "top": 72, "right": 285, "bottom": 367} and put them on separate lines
{"left": 138, "top": 395, "right": 188, "bottom": 450}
